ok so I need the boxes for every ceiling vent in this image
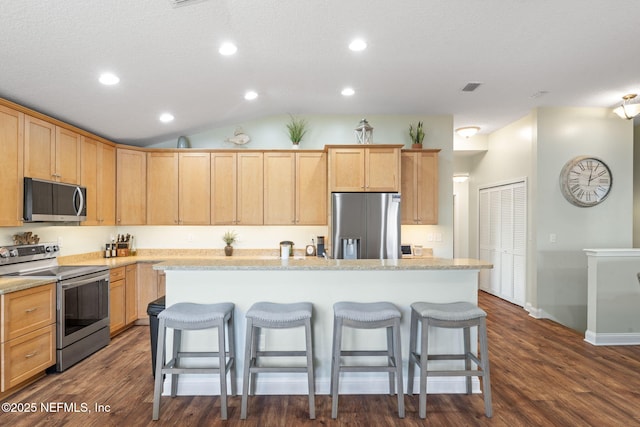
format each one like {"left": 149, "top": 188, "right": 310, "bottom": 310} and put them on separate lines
{"left": 168, "top": 0, "right": 208, "bottom": 8}
{"left": 462, "top": 82, "right": 482, "bottom": 92}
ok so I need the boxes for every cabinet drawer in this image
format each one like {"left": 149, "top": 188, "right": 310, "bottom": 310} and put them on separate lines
{"left": 1, "top": 283, "right": 55, "bottom": 342}
{"left": 1, "top": 324, "right": 56, "bottom": 391}
{"left": 110, "top": 266, "right": 126, "bottom": 282}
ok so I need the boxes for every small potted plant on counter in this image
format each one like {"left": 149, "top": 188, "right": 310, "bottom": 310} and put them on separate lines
{"left": 222, "top": 230, "right": 237, "bottom": 256}
{"left": 409, "top": 121, "right": 425, "bottom": 149}
{"left": 286, "top": 114, "right": 308, "bottom": 149}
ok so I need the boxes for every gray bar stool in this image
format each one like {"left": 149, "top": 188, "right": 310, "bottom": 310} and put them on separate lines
{"left": 330, "top": 301, "right": 404, "bottom": 419}
{"left": 240, "top": 302, "right": 315, "bottom": 419}
{"left": 152, "top": 302, "right": 236, "bottom": 421}
{"left": 407, "top": 301, "right": 492, "bottom": 419}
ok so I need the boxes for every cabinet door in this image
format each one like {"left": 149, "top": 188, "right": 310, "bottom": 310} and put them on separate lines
{"left": 55, "top": 127, "right": 81, "bottom": 184}
{"left": 211, "top": 152, "right": 237, "bottom": 224}
{"left": 109, "top": 279, "right": 126, "bottom": 336}
{"left": 116, "top": 148, "right": 147, "bottom": 225}
{"left": 237, "top": 152, "right": 263, "bottom": 224}
{"left": 264, "top": 152, "right": 295, "bottom": 224}
{"left": 400, "top": 152, "right": 418, "bottom": 224}
{"left": 417, "top": 151, "right": 438, "bottom": 224}
{"left": 80, "top": 137, "right": 99, "bottom": 225}
{"left": 1, "top": 324, "right": 55, "bottom": 391}
{"left": 98, "top": 143, "right": 116, "bottom": 225}
{"left": 24, "top": 115, "right": 55, "bottom": 181}
{"left": 0, "top": 105, "right": 24, "bottom": 226}
{"left": 136, "top": 263, "right": 158, "bottom": 322}
{"left": 296, "top": 152, "right": 327, "bottom": 225}
{"left": 179, "top": 152, "right": 211, "bottom": 225}
{"left": 125, "top": 264, "right": 138, "bottom": 325}
{"left": 147, "top": 152, "right": 179, "bottom": 225}
{"left": 329, "top": 148, "right": 365, "bottom": 191}
{"left": 366, "top": 147, "right": 400, "bottom": 191}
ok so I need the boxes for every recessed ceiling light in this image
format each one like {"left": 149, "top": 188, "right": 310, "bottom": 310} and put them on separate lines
{"left": 244, "top": 91, "right": 258, "bottom": 100}
{"left": 349, "top": 39, "right": 367, "bottom": 51}
{"left": 159, "top": 113, "right": 175, "bottom": 123}
{"left": 341, "top": 87, "right": 355, "bottom": 96}
{"left": 219, "top": 42, "right": 238, "bottom": 56}
{"left": 99, "top": 73, "right": 120, "bottom": 85}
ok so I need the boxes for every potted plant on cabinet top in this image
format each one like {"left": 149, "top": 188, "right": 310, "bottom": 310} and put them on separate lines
{"left": 409, "top": 121, "right": 425, "bottom": 149}
{"left": 222, "top": 230, "right": 237, "bottom": 256}
{"left": 286, "top": 115, "right": 308, "bottom": 149}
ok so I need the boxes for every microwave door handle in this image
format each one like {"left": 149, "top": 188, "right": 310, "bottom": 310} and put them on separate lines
{"left": 74, "top": 186, "right": 84, "bottom": 216}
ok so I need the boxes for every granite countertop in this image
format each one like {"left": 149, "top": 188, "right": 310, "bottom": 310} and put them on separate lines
{"left": 153, "top": 257, "right": 493, "bottom": 271}
{"left": 0, "top": 277, "right": 56, "bottom": 295}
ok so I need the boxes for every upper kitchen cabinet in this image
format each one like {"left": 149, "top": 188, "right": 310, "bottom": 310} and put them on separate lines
{"left": 211, "top": 152, "right": 263, "bottom": 225}
{"left": 327, "top": 145, "right": 402, "bottom": 192}
{"left": 147, "top": 152, "right": 211, "bottom": 225}
{"left": 24, "top": 116, "right": 80, "bottom": 184}
{"left": 116, "top": 148, "right": 146, "bottom": 225}
{"left": 264, "top": 151, "right": 327, "bottom": 225}
{"left": 0, "top": 105, "right": 24, "bottom": 226}
{"left": 81, "top": 137, "right": 116, "bottom": 226}
{"left": 401, "top": 149, "right": 439, "bottom": 225}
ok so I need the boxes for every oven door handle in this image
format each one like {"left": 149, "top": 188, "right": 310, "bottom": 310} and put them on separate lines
{"left": 60, "top": 275, "right": 108, "bottom": 290}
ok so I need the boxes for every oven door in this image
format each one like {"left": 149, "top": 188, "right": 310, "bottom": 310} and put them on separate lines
{"left": 57, "top": 270, "right": 110, "bottom": 349}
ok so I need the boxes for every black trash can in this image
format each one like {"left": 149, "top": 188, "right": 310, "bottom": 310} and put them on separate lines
{"left": 147, "top": 296, "right": 166, "bottom": 378}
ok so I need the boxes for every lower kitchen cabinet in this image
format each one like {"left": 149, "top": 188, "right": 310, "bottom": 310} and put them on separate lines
{"left": 0, "top": 283, "right": 56, "bottom": 396}
{"left": 109, "top": 265, "right": 138, "bottom": 337}
{"left": 136, "top": 263, "right": 166, "bottom": 325}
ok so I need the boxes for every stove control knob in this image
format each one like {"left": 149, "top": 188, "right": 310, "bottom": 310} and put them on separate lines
{"left": 9, "top": 249, "right": 19, "bottom": 257}
{"left": 53, "top": 245, "right": 60, "bottom": 252}
{"left": 45, "top": 246, "right": 54, "bottom": 253}
{"left": 0, "top": 247, "right": 8, "bottom": 258}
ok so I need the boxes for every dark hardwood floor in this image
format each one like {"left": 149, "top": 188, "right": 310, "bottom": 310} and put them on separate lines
{"left": 2, "top": 291, "right": 640, "bottom": 426}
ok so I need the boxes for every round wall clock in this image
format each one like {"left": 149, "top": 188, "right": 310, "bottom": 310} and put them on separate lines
{"left": 559, "top": 156, "right": 612, "bottom": 207}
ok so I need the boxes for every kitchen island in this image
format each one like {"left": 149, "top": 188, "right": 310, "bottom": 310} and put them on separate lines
{"left": 154, "top": 256, "right": 492, "bottom": 396}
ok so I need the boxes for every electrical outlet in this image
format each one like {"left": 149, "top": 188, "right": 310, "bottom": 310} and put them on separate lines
{"left": 427, "top": 233, "right": 434, "bottom": 242}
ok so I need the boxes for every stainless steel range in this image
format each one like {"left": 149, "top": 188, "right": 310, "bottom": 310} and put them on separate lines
{"left": 0, "top": 243, "right": 110, "bottom": 371}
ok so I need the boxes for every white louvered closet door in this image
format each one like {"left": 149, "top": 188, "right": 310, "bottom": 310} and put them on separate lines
{"left": 478, "top": 181, "right": 527, "bottom": 306}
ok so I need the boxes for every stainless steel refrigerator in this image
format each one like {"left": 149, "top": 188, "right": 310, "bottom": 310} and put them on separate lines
{"left": 331, "top": 192, "right": 401, "bottom": 259}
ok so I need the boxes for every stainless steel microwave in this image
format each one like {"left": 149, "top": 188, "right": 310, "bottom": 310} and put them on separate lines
{"left": 23, "top": 178, "right": 87, "bottom": 222}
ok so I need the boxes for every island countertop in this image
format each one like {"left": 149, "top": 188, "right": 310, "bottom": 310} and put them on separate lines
{"left": 153, "top": 257, "right": 493, "bottom": 271}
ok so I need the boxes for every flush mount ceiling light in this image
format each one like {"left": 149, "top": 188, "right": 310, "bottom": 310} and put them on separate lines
{"left": 455, "top": 126, "right": 480, "bottom": 138}
{"left": 98, "top": 73, "right": 119, "bottom": 85}
{"left": 244, "top": 91, "right": 258, "bottom": 100}
{"left": 159, "top": 113, "right": 174, "bottom": 123}
{"left": 341, "top": 87, "right": 355, "bottom": 96}
{"left": 613, "top": 94, "right": 640, "bottom": 119}
{"left": 349, "top": 39, "right": 367, "bottom": 51}
{"left": 453, "top": 173, "right": 469, "bottom": 183}
{"left": 218, "top": 42, "right": 238, "bottom": 56}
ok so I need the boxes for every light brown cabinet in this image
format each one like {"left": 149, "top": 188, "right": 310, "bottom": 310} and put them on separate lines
{"left": 136, "top": 263, "right": 166, "bottom": 325}
{"left": 211, "top": 152, "right": 263, "bottom": 225}
{"left": 147, "top": 152, "right": 211, "bottom": 225}
{"left": 125, "top": 264, "right": 138, "bottom": 325}
{"left": 109, "top": 267, "right": 126, "bottom": 336}
{"left": 263, "top": 151, "right": 327, "bottom": 225}
{"left": 401, "top": 150, "right": 439, "bottom": 225}
{"left": 116, "top": 148, "right": 147, "bottom": 225}
{"left": 0, "top": 105, "right": 24, "bottom": 226}
{"left": 327, "top": 145, "right": 401, "bottom": 192}
{"left": 24, "top": 116, "right": 80, "bottom": 184}
{"left": 0, "top": 283, "right": 56, "bottom": 393}
{"left": 81, "top": 137, "right": 116, "bottom": 225}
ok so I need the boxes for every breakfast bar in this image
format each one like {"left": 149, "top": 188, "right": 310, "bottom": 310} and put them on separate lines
{"left": 154, "top": 257, "right": 492, "bottom": 396}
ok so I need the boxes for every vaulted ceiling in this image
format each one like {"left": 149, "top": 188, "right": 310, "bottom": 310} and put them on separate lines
{"left": 1, "top": 0, "right": 639, "bottom": 146}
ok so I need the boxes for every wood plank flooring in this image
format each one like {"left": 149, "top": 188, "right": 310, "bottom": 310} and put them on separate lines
{"left": 1, "top": 291, "right": 639, "bottom": 426}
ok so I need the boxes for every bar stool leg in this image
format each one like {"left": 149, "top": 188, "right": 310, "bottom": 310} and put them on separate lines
{"left": 217, "top": 318, "right": 228, "bottom": 420}
{"left": 170, "top": 328, "right": 181, "bottom": 397}
{"left": 392, "top": 319, "right": 405, "bottom": 418}
{"left": 407, "top": 307, "right": 418, "bottom": 395}
{"left": 330, "top": 316, "right": 343, "bottom": 419}
{"left": 386, "top": 326, "right": 395, "bottom": 395}
{"left": 228, "top": 311, "right": 237, "bottom": 396}
{"left": 419, "top": 316, "right": 429, "bottom": 419}
{"left": 240, "top": 319, "right": 254, "bottom": 419}
{"left": 152, "top": 318, "right": 167, "bottom": 420}
{"left": 304, "top": 318, "right": 315, "bottom": 419}
{"left": 479, "top": 318, "right": 493, "bottom": 417}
